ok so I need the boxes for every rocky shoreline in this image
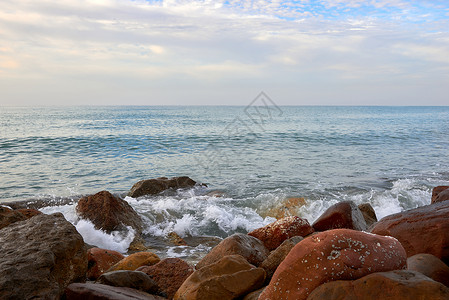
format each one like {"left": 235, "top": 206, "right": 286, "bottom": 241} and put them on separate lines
{"left": 1, "top": 177, "right": 449, "bottom": 299}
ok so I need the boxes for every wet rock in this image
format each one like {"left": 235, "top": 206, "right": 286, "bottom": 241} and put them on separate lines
{"left": 137, "top": 258, "right": 194, "bottom": 299}
{"left": 174, "top": 255, "right": 266, "bottom": 300}
{"left": 260, "top": 229, "right": 407, "bottom": 300}
{"left": 264, "top": 197, "right": 307, "bottom": 219}
{"left": 260, "top": 236, "right": 303, "bottom": 282}
{"left": 407, "top": 253, "right": 449, "bottom": 287}
{"left": 243, "top": 287, "right": 265, "bottom": 300}
{"left": 313, "top": 201, "right": 367, "bottom": 232}
{"left": 65, "top": 283, "right": 165, "bottom": 300}
{"left": 87, "top": 247, "right": 125, "bottom": 280}
{"left": 0, "top": 206, "right": 27, "bottom": 229}
{"left": 248, "top": 216, "right": 314, "bottom": 251}
{"left": 128, "top": 176, "right": 198, "bottom": 198}
{"left": 16, "top": 208, "right": 42, "bottom": 219}
{"left": 97, "top": 270, "right": 160, "bottom": 294}
{"left": 432, "top": 186, "right": 449, "bottom": 204}
{"left": 128, "top": 236, "right": 150, "bottom": 253}
{"left": 108, "top": 252, "right": 160, "bottom": 272}
{"left": 167, "top": 231, "right": 188, "bottom": 246}
{"left": 76, "top": 190, "right": 143, "bottom": 234}
{"left": 0, "top": 213, "right": 87, "bottom": 299}
{"left": 308, "top": 270, "right": 449, "bottom": 300}
{"left": 370, "top": 201, "right": 449, "bottom": 264}
{"left": 358, "top": 203, "right": 377, "bottom": 227}
{"left": 195, "top": 233, "right": 269, "bottom": 270}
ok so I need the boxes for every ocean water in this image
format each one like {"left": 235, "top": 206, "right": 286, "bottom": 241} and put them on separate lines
{"left": 1, "top": 105, "right": 449, "bottom": 260}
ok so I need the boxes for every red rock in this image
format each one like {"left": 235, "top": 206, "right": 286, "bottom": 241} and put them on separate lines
{"left": 248, "top": 216, "right": 314, "bottom": 250}
{"left": 87, "top": 247, "right": 125, "bottom": 280}
{"left": 108, "top": 252, "right": 160, "bottom": 272}
{"left": 174, "top": 255, "right": 266, "bottom": 300}
{"left": 308, "top": 270, "right": 449, "bottom": 300}
{"left": 432, "top": 186, "right": 449, "bottom": 204}
{"left": 0, "top": 206, "right": 27, "bottom": 229}
{"left": 358, "top": 203, "right": 377, "bottom": 227}
{"left": 370, "top": 201, "right": 449, "bottom": 264}
{"left": 16, "top": 208, "right": 42, "bottom": 219}
{"left": 137, "top": 258, "right": 193, "bottom": 299}
{"left": 260, "top": 229, "right": 407, "bottom": 300}
{"left": 195, "top": 233, "right": 269, "bottom": 270}
{"left": 128, "top": 176, "right": 199, "bottom": 198}
{"left": 65, "top": 283, "right": 165, "bottom": 300}
{"left": 313, "top": 201, "right": 367, "bottom": 232}
{"left": 407, "top": 253, "right": 449, "bottom": 287}
{"left": 76, "top": 190, "right": 143, "bottom": 233}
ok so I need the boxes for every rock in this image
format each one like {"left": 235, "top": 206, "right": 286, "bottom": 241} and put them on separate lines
{"left": 128, "top": 236, "right": 150, "bottom": 253}
{"left": 76, "top": 190, "right": 143, "bottom": 234}
{"left": 174, "top": 255, "right": 266, "bottom": 300}
{"left": 87, "top": 247, "right": 125, "bottom": 280}
{"left": 370, "top": 200, "right": 449, "bottom": 264}
{"left": 248, "top": 216, "right": 314, "bottom": 251}
{"left": 16, "top": 208, "right": 43, "bottom": 219}
{"left": 0, "top": 206, "right": 27, "bottom": 229}
{"left": 407, "top": 253, "right": 449, "bottom": 287}
{"left": 432, "top": 186, "right": 449, "bottom": 204}
{"left": 195, "top": 233, "right": 269, "bottom": 270}
{"left": 243, "top": 287, "right": 265, "bottom": 300}
{"left": 168, "top": 231, "right": 188, "bottom": 246}
{"left": 128, "top": 176, "right": 198, "bottom": 198}
{"left": 264, "top": 197, "right": 307, "bottom": 219}
{"left": 137, "top": 258, "right": 194, "bottom": 299}
{"left": 0, "top": 213, "right": 87, "bottom": 299}
{"left": 312, "top": 201, "right": 367, "bottom": 232}
{"left": 260, "top": 236, "right": 303, "bottom": 282}
{"left": 259, "top": 229, "right": 407, "bottom": 300}
{"left": 96, "top": 270, "right": 160, "bottom": 294}
{"left": 358, "top": 203, "right": 377, "bottom": 227}
{"left": 308, "top": 270, "right": 449, "bottom": 300}
{"left": 65, "top": 283, "right": 165, "bottom": 300}
{"left": 108, "top": 252, "right": 160, "bottom": 272}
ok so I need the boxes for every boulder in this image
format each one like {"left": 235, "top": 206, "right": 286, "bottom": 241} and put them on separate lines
{"left": 243, "top": 287, "right": 265, "bottom": 300}
{"left": 65, "top": 283, "right": 165, "bottom": 300}
{"left": 248, "top": 216, "right": 314, "bottom": 250}
{"left": 0, "top": 206, "right": 27, "bottom": 229}
{"left": 16, "top": 208, "right": 42, "bottom": 219}
{"left": 87, "top": 247, "right": 125, "bottom": 280}
{"left": 76, "top": 190, "right": 143, "bottom": 234}
{"left": 432, "top": 186, "right": 449, "bottom": 204}
{"left": 108, "top": 252, "right": 160, "bottom": 272}
{"left": 308, "top": 270, "right": 449, "bottom": 300}
{"left": 96, "top": 270, "right": 160, "bottom": 295}
{"left": 195, "top": 233, "right": 269, "bottom": 270}
{"left": 0, "top": 213, "right": 87, "bottom": 299}
{"left": 174, "top": 255, "right": 266, "bottom": 300}
{"left": 128, "top": 176, "right": 198, "bottom": 198}
{"left": 167, "top": 231, "right": 188, "bottom": 246}
{"left": 264, "top": 197, "right": 307, "bottom": 219}
{"left": 137, "top": 258, "right": 194, "bottom": 299}
{"left": 312, "top": 201, "right": 367, "bottom": 232}
{"left": 370, "top": 200, "right": 449, "bottom": 264}
{"left": 358, "top": 203, "right": 377, "bottom": 227}
{"left": 407, "top": 253, "right": 449, "bottom": 287}
{"left": 259, "top": 229, "right": 407, "bottom": 300}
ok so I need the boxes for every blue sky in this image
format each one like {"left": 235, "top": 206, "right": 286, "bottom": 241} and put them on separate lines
{"left": 0, "top": 0, "right": 448, "bottom": 105}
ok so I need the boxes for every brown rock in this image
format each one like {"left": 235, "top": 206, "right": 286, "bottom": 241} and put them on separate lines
{"left": 407, "top": 253, "right": 449, "bottom": 287}
{"left": 174, "top": 255, "right": 266, "bottom": 300}
{"left": 308, "top": 270, "right": 449, "bottom": 300}
{"left": 0, "top": 206, "right": 27, "bottom": 229}
{"left": 313, "top": 201, "right": 367, "bottom": 232}
{"left": 137, "top": 258, "right": 194, "bottom": 299}
{"left": 87, "top": 247, "right": 125, "bottom": 280}
{"left": 260, "top": 236, "right": 303, "bottom": 282}
{"left": 243, "top": 287, "right": 265, "bottom": 300}
{"left": 264, "top": 197, "right": 307, "bottom": 219}
{"left": 16, "top": 208, "right": 42, "bottom": 219}
{"left": 108, "top": 252, "right": 160, "bottom": 272}
{"left": 432, "top": 186, "right": 449, "bottom": 203}
{"left": 370, "top": 200, "right": 449, "bottom": 264}
{"left": 260, "top": 229, "right": 407, "bottom": 300}
{"left": 76, "top": 190, "right": 143, "bottom": 234}
{"left": 195, "top": 233, "right": 269, "bottom": 270}
{"left": 128, "top": 176, "right": 198, "bottom": 198}
{"left": 248, "top": 216, "right": 314, "bottom": 251}
{"left": 168, "top": 231, "right": 188, "bottom": 246}
{"left": 96, "top": 270, "right": 161, "bottom": 295}
{"left": 358, "top": 203, "right": 378, "bottom": 227}
{"left": 65, "top": 283, "right": 165, "bottom": 300}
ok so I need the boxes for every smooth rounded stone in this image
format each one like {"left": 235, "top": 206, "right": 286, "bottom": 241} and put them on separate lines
{"left": 370, "top": 201, "right": 449, "bottom": 264}
{"left": 174, "top": 255, "right": 266, "bottom": 300}
{"left": 0, "top": 213, "right": 87, "bottom": 300}
{"left": 97, "top": 270, "right": 160, "bottom": 294}
{"left": 108, "top": 252, "right": 160, "bottom": 272}
{"left": 260, "top": 236, "right": 303, "bottom": 282}
{"left": 248, "top": 216, "right": 314, "bottom": 250}
{"left": 128, "top": 176, "right": 198, "bottom": 198}
{"left": 307, "top": 270, "right": 449, "bottom": 300}
{"left": 87, "top": 248, "right": 125, "bottom": 280}
{"left": 137, "top": 258, "right": 194, "bottom": 299}
{"left": 260, "top": 229, "right": 407, "bottom": 300}
{"left": 358, "top": 203, "right": 378, "bottom": 227}
{"left": 0, "top": 206, "right": 27, "bottom": 229}
{"left": 432, "top": 186, "right": 449, "bottom": 204}
{"left": 195, "top": 233, "right": 270, "bottom": 270}
{"left": 242, "top": 287, "right": 265, "bottom": 300}
{"left": 263, "top": 197, "right": 307, "bottom": 219}
{"left": 312, "top": 201, "right": 367, "bottom": 232}
{"left": 65, "top": 283, "right": 166, "bottom": 300}
{"left": 76, "top": 190, "right": 143, "bottom": 234}
{"left": 407, "top": 253, "right": 449, "bottom": 287}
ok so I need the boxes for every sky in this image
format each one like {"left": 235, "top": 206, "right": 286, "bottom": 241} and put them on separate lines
{"left": 0, "top": 0, "right": 448, "bottom": 106}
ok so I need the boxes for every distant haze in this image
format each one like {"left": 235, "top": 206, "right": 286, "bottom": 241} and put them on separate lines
{"left": 1, "top": 0, "right": 448, "bottom": 106}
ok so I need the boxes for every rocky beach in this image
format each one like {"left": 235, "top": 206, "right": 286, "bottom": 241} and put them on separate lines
{"left": 1, "top": 177, "right": 449, "bottom": 299}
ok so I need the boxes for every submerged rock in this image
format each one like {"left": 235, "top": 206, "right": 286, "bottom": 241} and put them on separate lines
{"left": 87, "top": 247, "right": 125, "bottom": 280}
{"left": 312, "top": 201, "right": 367, "bottom": 232}
{"left": 128, "top": 176, "right": 198, "bottom": 198}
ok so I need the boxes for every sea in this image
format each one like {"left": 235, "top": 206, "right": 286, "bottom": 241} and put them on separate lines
{"left": 1, "top": 104, "right": 449, "bottom": 262}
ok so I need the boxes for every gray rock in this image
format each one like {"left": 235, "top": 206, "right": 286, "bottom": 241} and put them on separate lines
{"left": 65, "top": 283, "right": 166, "bottom": 300}
{"left": 128, "top": 176, "right": 198, "bottom": 198}
{"left": 97, "top": 270, "right": 161, "bottom": 295}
